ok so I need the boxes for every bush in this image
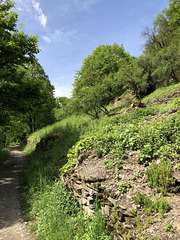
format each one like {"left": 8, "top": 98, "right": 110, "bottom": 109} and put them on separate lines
{"left": 0, "top": 148, "right": 10, "bottom": 164}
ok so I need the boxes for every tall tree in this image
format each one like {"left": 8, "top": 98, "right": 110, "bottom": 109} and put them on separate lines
{"left": 142, "top": 0, "right": 180, "bottom": 87}
{"left": 0, "top": 0, "right": 39, "bottom": 69}
{"left": 13, "top": 62, "right": 55, "bottom": 133}
{"left": 0, "top": 1, "right": 55, "bottom": 146}
{"left": 0, "top": 0, "right": 39, "bottom": 114}
{"left": 73, "top": 43, "right": 130, "bottom": 118}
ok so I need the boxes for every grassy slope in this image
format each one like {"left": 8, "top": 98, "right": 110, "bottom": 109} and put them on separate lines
{"left": 21, "top": 83, "right": 180, "bottom": 239}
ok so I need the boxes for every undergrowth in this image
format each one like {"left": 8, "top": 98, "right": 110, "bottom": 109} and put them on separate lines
{"left": 146, "top": 159, "right": 177, "bottom": 195}
{"left": 29, "top": 181, "right": 111, "bottom": 240}
{"left": 142, "top": 82, "right": 180, "bottom": 104}
{"left": 0, "top": 147, "right": 10, "bottom": 164}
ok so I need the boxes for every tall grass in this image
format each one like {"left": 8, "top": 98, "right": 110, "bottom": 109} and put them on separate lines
{"left": 28, "top": 181, "right": 111, "bottom": 240}
{"left": 21, "top": 114, "right": 111, "bottom": 239}
{"left": 143, "top": 82, "right": 180, "bottom": 103}
{"left": 24, "top": 115, "right": 91, "bottom": 155}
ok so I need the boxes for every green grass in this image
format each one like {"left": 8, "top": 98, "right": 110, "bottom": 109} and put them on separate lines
{"left": 143, "top": 82, "right": 180, "bottom": 104}
{"left": 21, "top": 114, "right": 112, "bottom": 239}
{"left": 146, "top": 159, "right": 177, "bottom": 195}
{"left": 0, "top": 148, "right": 10, "bottom": 164}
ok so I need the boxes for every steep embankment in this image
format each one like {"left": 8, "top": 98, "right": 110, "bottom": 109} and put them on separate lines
{"left": 61, "top": 87, "right": 180, "bottom": 239}
{"left": 22, "top": 83, "right": 180, "bottom": 240}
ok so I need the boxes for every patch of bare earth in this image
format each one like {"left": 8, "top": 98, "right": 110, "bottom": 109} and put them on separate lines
{"left": 0, "top": 147, "right": 34, "bottom": 240}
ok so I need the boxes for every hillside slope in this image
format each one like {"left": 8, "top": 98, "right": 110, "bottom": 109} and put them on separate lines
{"left": 61, "top": 84, "right": 180, "bottom": 239}
{"left": 22, "top": 83, "right": 180, "bottom": 240}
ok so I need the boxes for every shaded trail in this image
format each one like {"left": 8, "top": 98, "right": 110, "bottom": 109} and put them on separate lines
{"left": 0, "top": 147, "right": 34, "bottom": 240}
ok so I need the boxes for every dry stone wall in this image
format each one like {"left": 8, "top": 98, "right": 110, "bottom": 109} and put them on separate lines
{"left": 62, "top": 149, "right": 180, "bottom": 240}
{"left": 61, "top": 150, "right": 141, "bottom": 239}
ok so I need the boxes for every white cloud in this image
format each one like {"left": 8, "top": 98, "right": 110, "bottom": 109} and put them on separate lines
{"left": 31, "top": 0, "right": 47, "bottom": 27}
{"left": 42, "top": 29, "right": 77, "bottom": 44}
{"left": 54, "top": 82, "right": 73, "bottom": 98}
{"left": 15, "top": 0, "right": 101, "bottom": 27}
{"left": 14, "top": 0, "right": 47, "bottom": 27}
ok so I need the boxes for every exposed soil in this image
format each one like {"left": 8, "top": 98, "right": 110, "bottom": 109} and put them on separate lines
{"left": 0, "top": 147, "right": 34, "bottom": 240}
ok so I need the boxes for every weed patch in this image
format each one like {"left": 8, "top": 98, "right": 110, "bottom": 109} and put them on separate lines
{"left": 119, "top": 181, "right": 133, "bottom": 193}
{"left": 145, "top": 159, "right": 177, "bottom": 195}
{"left": 134, "top": 192, "right": 170, "bottom": 216}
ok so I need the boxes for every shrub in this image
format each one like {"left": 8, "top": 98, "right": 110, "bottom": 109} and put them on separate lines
{"left": 0, "top": 148, "right": 10, "bottom": 164}
{"left": 60, "top": 136, "right": 95, "bottom": 175}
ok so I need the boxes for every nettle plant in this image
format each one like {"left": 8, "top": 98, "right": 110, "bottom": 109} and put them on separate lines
{"left": 60, "top": 136, "right": 95, "bottom": 175}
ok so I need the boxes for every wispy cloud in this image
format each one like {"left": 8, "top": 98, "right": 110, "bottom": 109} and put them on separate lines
{"left": 15, "top": 0, "right": 102, "bottom": 27}
{"left": 14, "top": 0, "right": 47, "bottom": 28}
{"left": 31, "top": 0, "right": 47, "bottom": 27}
{"left": 73, "top": 0, "right": 99, "bottom": 11}
{"left": 14, "top": 0, "right": 32, "bottom": 12}
{"left": 42, "top": 29, "right": 77, "bottom": 44}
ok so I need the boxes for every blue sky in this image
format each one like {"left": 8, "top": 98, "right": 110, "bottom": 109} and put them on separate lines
{"left": 14, "top": 0, "right": 169, "bottom": 98}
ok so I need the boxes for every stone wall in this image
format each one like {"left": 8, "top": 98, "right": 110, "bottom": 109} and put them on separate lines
{"left": 61, "top": 151, "right": 139, "bottom": 239}
{"left": 61, "top": 149, "right": 180, "bottom": 240}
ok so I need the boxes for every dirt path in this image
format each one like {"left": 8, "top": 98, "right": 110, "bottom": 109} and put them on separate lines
{"left": 0, "top": 147, "right": 34, "bottom": 240}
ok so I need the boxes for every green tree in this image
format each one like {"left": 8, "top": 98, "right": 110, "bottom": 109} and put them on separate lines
{"left": 142, "top": 0, "right": 180, "bottom": 87}
{"left": 117, "top": 57, "right": 148, "bottom": 100}
{"left": 16, "top": 62, "right": 55, "bottom": 133}
{"left": 54, "top": 97, "right": 72, "bottom": 121}
{"left": 0, "top": 1, "right": 55, "bottom": 146}
{"left": 0, "top": 0, "right": 40, "bottom": 146}
{"left": 73, "top": 43, "right": 130, "bottom": 118}
{"left": 0, "top": 61, "right": 55, "bottom": 147}
{"left": 0, "top": 0, "right": 39, "bottom": 69}
{"left": 166, "top": 0, "right": 180, "bottom": 29}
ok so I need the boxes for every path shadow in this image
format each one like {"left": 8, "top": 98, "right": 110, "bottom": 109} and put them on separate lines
{"left": 0, "top": 148, "right": 27, "bottom": 230}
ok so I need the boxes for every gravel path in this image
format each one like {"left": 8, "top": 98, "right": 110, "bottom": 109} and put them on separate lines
{"left": 0, "top": 147, "right": 34, "bottom": 240}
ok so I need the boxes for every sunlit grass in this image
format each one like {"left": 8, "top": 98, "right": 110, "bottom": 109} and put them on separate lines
{"left": 24, "top": 115, "right": 91, "bottom": 155}
{"left": 143, "top": 82, "right": 180, "bottom": 103}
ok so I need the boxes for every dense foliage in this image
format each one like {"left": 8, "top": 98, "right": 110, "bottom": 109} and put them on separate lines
{"left": 0, "top": 0, "right": 56, "bottom": 147}
{"left": 72, "top": 43, "right": 131, "bottom": 118}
